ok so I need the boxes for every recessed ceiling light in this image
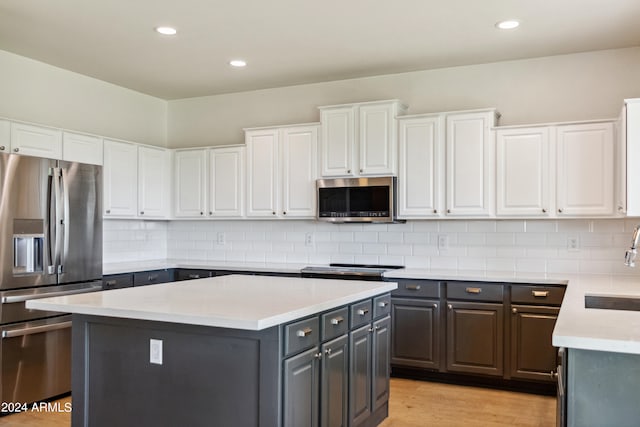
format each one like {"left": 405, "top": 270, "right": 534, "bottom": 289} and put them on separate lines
{"left": 496, "top": 20, "right": 520, "bottom": 30}
{"left": 229, "top": 60, "right": 247, "bottom": 67}
{"left": 155, "top": 26, "right": 177, "bottom": 36}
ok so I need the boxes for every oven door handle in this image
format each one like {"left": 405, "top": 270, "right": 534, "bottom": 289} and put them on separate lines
{"left": 1, "top": 284, "right": 102, "bottom": 304}
{"left": 2, "top": 321, "right": 71, "bottom": 338}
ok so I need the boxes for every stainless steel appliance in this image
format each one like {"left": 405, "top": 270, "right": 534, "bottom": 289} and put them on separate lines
{"left": 301, "top": 263, "right": 404, "bottom": 281}
{"left": 316, "top": 176, "right": 401, "bottom": 223}
{"left": 0, "top": 154, "right": 102, "bottom": 405}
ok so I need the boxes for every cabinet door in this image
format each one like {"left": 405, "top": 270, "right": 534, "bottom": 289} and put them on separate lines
{"left": 209, "top": 147, "right": 245, "bottom": 217}
{"left": 283, "top": 347, "right": 319, "bottom": 427}
{"left": 496, "top": 127, "right": 550, "bottom": 216}
{"left": 445, "top": 111, "right": 495, "bottom": 216}
{"left": 371, "top": 316, "right": 390, "bottom": 412}
{"left": 281, "top": 126, "right": 317, "bottom": 218}
{"left": 246, "top": 129, "right": 279, "bottom": 217}
{"left": 0, "top": 120, "right": 9, "bottom": 153}
{"left": 446, "top": 301, "right": 504, "bottom": 376}
{"left": 10, "top": 122, "right": 62, "bottom": 159}
{"left": 320, "top": 106, "right": 356, "bottom": 177}
{"left": 510, "top": 305, "right": 559, "bottom": 382}
{"left": 391, "top": 298, "right": 440, "bottom": 370}
{"left": 62, "top": 132, "right": 103, "bottom": 165}
{"left": 397, "top": 116, "right": 443, "bottom": 218}
{"left": 174, "top": 149, "right": 206, "bottom": 218}
{"left": 349, "top": 324, "right": 372, "bottom": 426}
{"left": 359, "top": 102, "right": 397, "bottom": 175}
{"left": 103, "top": 139, "right": 138, "bottom": 217}
{"left": 556, "top": 122, "right": 614, "bottom": 216}
{"left": 138, "top": 146, "right": 170, "bottom": 218}
{"left": 320, "top": 335, "right": 348, "bottom": 427}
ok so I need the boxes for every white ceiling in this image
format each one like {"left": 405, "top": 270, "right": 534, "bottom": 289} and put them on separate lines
{"left": 1, "top": 0, "right": 639, "bottom": 100}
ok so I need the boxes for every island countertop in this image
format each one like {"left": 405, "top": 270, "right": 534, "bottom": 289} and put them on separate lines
{"left": 26, "top": 275, "right": 397, "bottom": 331}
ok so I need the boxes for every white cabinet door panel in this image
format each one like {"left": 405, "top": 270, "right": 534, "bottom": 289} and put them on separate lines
{"left": 0, "top": 120, "right": 9, "bottom": 154}
{"left": 138, "top": 146, "right": 170, "bottom": 218}
{"left": 359, "top": 104, "right": 394, "bottom": 175}
{"left": 10, "top": 122, "right": 62, "bottom": 159}
{"left": 246, "top": 129, "right": 279, "bottom": 217}
{"left": 320, "top": 107, "right": 355, "bottom": 177}
{"left": 281, "top": 126, "right": 317, "bottom": 218}
{"left": 103, "top": 139, "right": 137, "bottom": 217}
{"left": 63, "top": 131, "right": 103, "bottom": 165}
{"left": 174, "top": 149, "right": 206, "bottom": 218}
{"left": 209, "top": 147, "right": 245, "bottom": 217}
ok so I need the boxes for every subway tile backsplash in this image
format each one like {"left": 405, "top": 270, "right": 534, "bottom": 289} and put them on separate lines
{"left": 103, "top": 218, "right": 640, "bottom": 276}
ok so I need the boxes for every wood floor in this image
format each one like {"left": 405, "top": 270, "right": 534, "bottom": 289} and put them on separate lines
{"left": 0, "top": 378, "right": 555, "bottom": 426}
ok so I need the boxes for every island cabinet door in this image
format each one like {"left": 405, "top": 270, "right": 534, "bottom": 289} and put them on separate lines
{"left": 446, "top": 301, "right": 504, "bottom": 376}
{"left": 372, "top": 316, "right": 391, "bottom": 412}
{"left": 320, "top": 335, "right": 349, "bottom": 427}
{"left": 283, "top": 347, "right": 320, "bottom": 427}
{"left": 349, "top": 324, "right": 373, "bottom": 426}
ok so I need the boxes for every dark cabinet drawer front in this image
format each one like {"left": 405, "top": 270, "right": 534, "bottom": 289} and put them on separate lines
{"left": 373, "top": 294, "right": 391, "bottom": 319}
{"left": 321, "top": 307, "right": 349, "bottom": 341}
{"left": 447, "top": 282, "right": 503, "bottom": 302}
{"left": 133, "top": 269, "right": 174, "bottom": 286}
{"left": 350, "top": 299, "right": 373, "bottom": 329}
{"left": 391, "top": 280, "right": 440, "bottom": 299}
{"left": 176, "top": 269, "right": 213, "bottom": 281}
{"left": 511, "top": 285, "right": 565, "bottom": 306}
{"left": 102, "top": 274, "right": 133, "bottom": 290}
{"left": 284, "top": 316, "right": 320, "bottom": 357}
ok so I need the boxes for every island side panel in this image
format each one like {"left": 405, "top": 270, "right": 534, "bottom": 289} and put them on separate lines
{"left": 71, "top": 315, "right": 281, "bottom": 427}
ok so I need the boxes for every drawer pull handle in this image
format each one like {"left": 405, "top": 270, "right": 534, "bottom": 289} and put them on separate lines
{"left": 532, "top": 290, "right": 549, "bottom": 298}
{"left": 357, "top": 308, "right": 369, "bottom": 316}
{"left": 378, "top": 301, "right": 388, "bottom": 308}
{"left": 406, "top": 284, "right": 421, "bottom": 291}
{"left": 296, "top": 328, "right": 313, "bottom": 338}
{"left": 330, "top": 316, "right": 344, "bottom": 325}
{"left": 465, "top": 287, "right": 482, "bottom": 294}
{"left": 148, "top": 275, "right": 158, "bottom": 281}
{"left": 105, "top": 280, "right": 116, "bottom": 286}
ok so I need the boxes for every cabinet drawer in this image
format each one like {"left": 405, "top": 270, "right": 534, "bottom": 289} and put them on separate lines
{"left": 511, "top": 285, "right": 565, "bottom": 306}
{"left": 373, "top": 294, "right": 391, "bottom": 319}
{"left": 350, "top": 299, "right": 373, "bottom": 329}
{"left": 391, "top": 280, "right": 440, "bottom": 299}
{"left": 321, "top": 307, "right": 349, "bottom": 342}
{"left": 176, "top": 269, "right": 213, "bottom": 281}
{"left": 102, "top": 273, "right": 133, "bottom": 290}
{"left": 284, "top": 316, "right": 320, "bottom": 357}
{"left": 133, "top": 269, "right": 174, "bottom": 286}
{"left": 447, "top": 282, "right": 503, "bottom": 302}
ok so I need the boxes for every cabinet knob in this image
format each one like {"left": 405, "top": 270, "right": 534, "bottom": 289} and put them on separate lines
{"left": 347, "top": 169, "right": 351, "bottom": 174}
{"left": 618, "top": 205, "right": 624, "bottom": 211}
{"left": 433, "top": 209, "right": 437, "bottom": 214}
{"left": 13, "top": 148, "right": 19, "bottom": 152}
{"left": 447, "top": 209, "right": 451, "bottom": 214}
{"left": 140, "top": 211, "right": 144, "bottom": 215}
{"left": 209, "top": 211, "right": 213, "bottom": 215}
{"left": 200, "top": 212, "right": 203, "bottom": 215}
{"left": 325, "top": 348, "right": 332, "bottom": 355}
{"left": 550, "top": 370, "right": 558, "bottom": 380}
{"left": 0, "top": 146, "right": 5, "bottom": 151}
{"left": 433, "top": 303, "right": 438, "bottom": 309}
{"left": 360, "top": 169, "right": 363, "bottom": 173}
{"left": 314, "top": 352, "right": 323, "bottom": 359}
{"left": 542, "top": 208, "right": 547, "bottom": 213}
{"left": 512, "top": 308, "right": 518, "bottom": 314}
{"left": 368, "top": 327, "right": 375, "bottom": 332}
{"left": 283, "top": 211, "right": 287, "bottom": 215}
{"left": 272, "top": 211, "right": 276, "bottom": 215}
{"left": 447, "top": 304, "right": 453, "bottom": 310}
{"left": 558, "top": 208, "right": 563, "bottom": 213}
{"left": 105, "top": 209, "right": 111, "bottom": 214}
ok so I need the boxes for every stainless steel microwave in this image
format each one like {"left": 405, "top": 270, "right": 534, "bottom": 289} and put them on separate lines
{"left": 316, "top": 176, "right": 399, "bottom": 223}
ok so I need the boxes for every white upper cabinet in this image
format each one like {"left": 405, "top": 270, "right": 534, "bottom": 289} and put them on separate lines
{"left": 319, "top": 100, "right": 406, "bottom": 177}
{"left": 397, "top": 114, "right": 444, "bottom": 218}
{"left": 62, "top": 131, "right": 103, "bottom": 165}
{"left": 10, "top": 122, "right": 62, "bottom": 159}
{"left": 556, "top": 122, "right": 614, "bottom": 216}
{"left": 246, "top": 124, "right": 318, "bottom": 219}
{"left": 0, "top": 120, "right": 10, "bottom": 152}
{"left": 174, "top": 149, "right": 207, "bottom": 218}
{"left": 103, "top": 139, "right": 138, "bottom": 217}
{"left": 208, "top": 146, "right": 245, "bottom": 218}
{"left": 138, "top": 146, "right": 171, "bottom": 218}
{"left": 496, "top": 127, "right": 551, "bottom": 217}
{"left": 281, "top": 126, "right": 318, "bottom": 217}
{"left": 445, "top": 110, "right": 497, "bottom": 217}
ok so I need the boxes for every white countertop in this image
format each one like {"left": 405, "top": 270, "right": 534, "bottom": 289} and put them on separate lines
{"left": 103, "top": 259, "right": 308, "bottom": 275}
{"left": 27, "top": 275, "right": 397, "bottom": 331}
{"left": 382, "top": 268, "right": 569, "bottom": 285}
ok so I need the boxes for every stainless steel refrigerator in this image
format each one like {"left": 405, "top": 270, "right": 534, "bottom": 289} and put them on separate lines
{"left": 0, "top": 153, "right": 103, "bottom": 405}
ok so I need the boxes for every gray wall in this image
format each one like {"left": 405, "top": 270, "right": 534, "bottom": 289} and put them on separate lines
{"left": 0, "top": 50, "right": 167, "bottom": 147}
{"left": 167, "top": 47, "right": 640, "bottom": 147}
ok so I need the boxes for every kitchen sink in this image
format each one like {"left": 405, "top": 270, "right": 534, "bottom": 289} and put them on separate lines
{"left": 585, "top": 294, "right": 640, "bottom": 311}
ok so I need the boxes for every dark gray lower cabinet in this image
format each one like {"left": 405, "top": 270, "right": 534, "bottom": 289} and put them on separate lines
{"left": 284, "top": 347, "right": 320, "bottom": 427}
{"left": 446, "top": 301, "right": 504, "bottom": 376}
{"left": 510, "top": 305, "right": 560, "bottom": 382}
{"left": 321, "top": 335, "right": 349, "bottom": 427}
{"left": 350, "top": 315, "right": 391, "bottom": 427}
{"left": 391, "top": 298, "right": 440, "bottom": 370}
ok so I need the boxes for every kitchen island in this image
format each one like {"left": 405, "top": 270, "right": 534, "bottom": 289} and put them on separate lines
{"left": 27, "top": 275, "right": 397, "bottom": 427}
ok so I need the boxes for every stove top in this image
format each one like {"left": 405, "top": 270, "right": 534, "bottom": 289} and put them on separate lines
{"left": 300, "top": 263, "right": 404, "bottom": 280}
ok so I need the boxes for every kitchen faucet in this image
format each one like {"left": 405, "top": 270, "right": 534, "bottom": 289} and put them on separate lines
{"left": 624, "top": 225, "right": 640, "bottom": 267}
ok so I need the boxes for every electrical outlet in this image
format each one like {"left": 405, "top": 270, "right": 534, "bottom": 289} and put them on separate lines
{"left": 567, "top": 236, "right": 580, "bottom": 252}
{"left": 150, "top": 339, "right": 163, "bottom": 365}
{"left": 305, "top": 232, "right": 314, "bottom": 247}
{"left": 217, "top": 232, "right": 226, "bottom": 245}
{"left": 437, "top": 235, "right": 449, "bottom": 252}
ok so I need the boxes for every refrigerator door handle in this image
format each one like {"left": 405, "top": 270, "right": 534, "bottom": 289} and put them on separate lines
{"left": 60, "top": 166, "right": 70, "bottom": 273}
{"left": 52, "top": 167, "right": 63, "bottom": 273}
{"left": 46, "top": 169, "right": 56, "bottom": 275}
